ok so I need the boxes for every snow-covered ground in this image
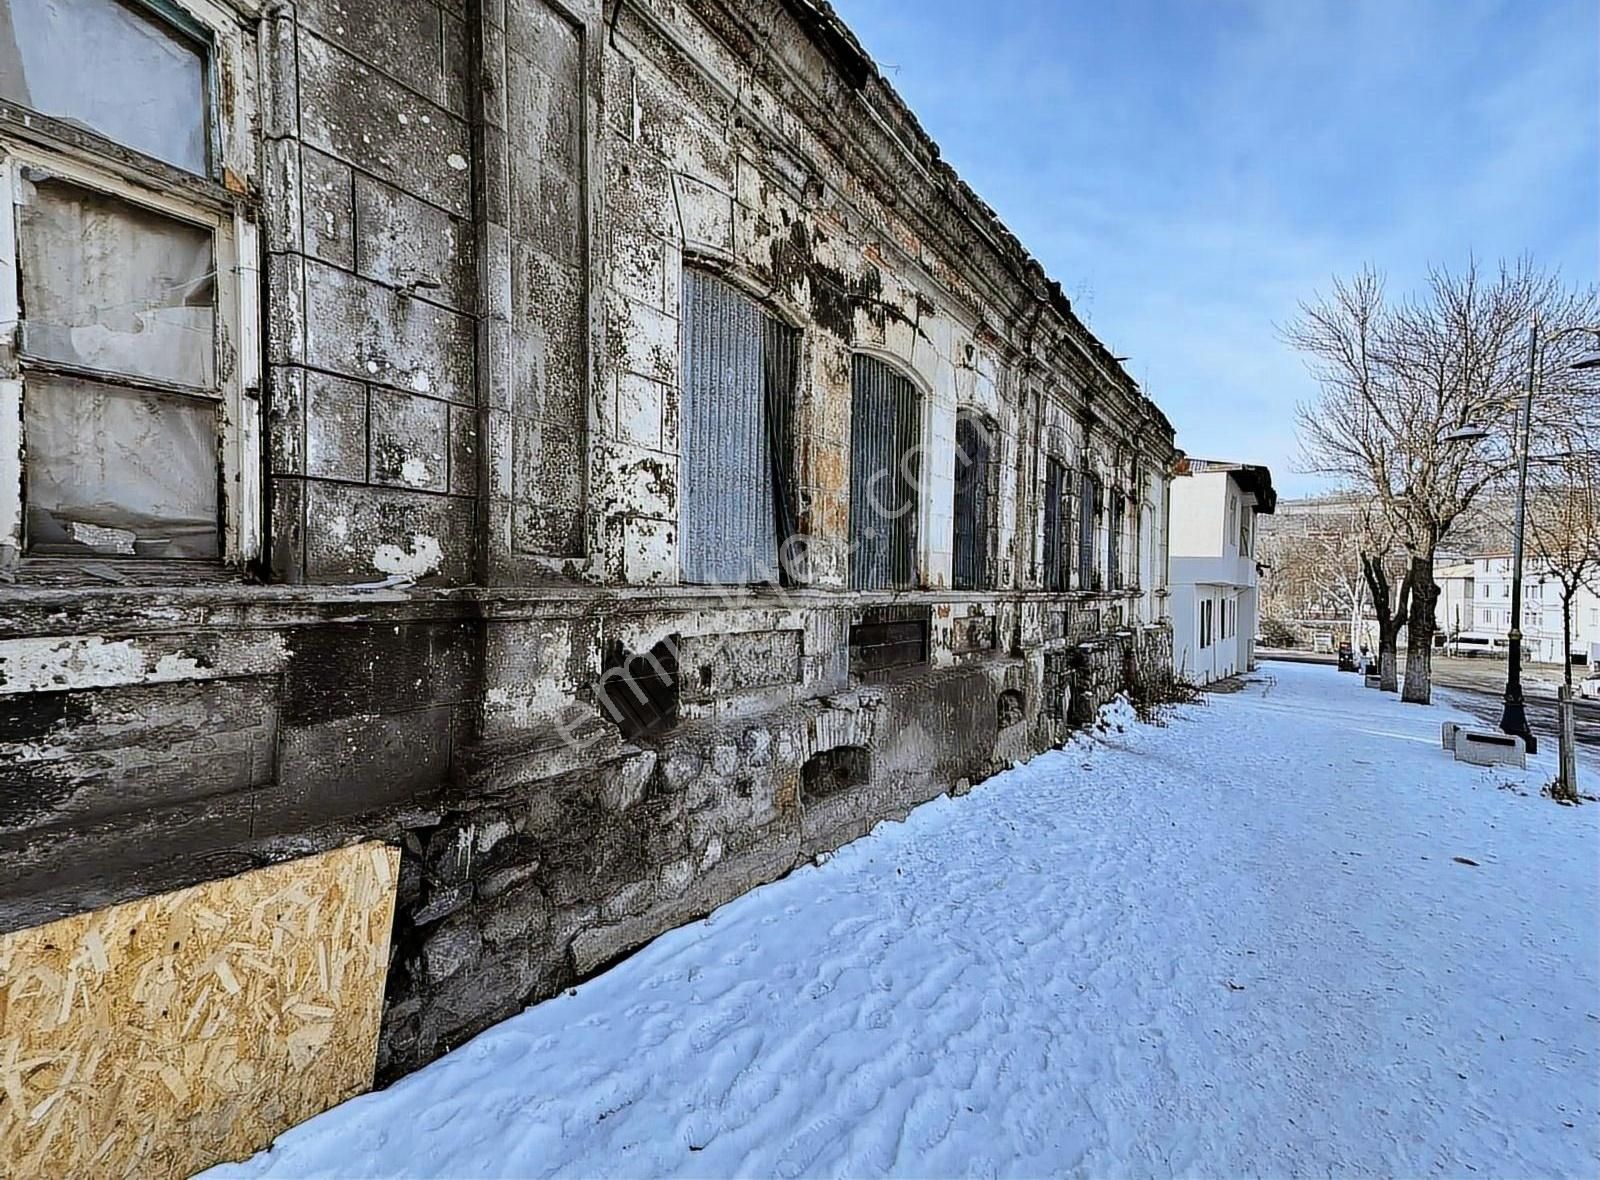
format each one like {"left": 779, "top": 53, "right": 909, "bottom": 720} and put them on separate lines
{"left": 207, "top": 662, "right": 1600, "bottom": 1179}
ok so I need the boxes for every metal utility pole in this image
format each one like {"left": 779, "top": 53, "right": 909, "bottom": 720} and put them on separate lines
{"left": 1501, "top": 318, "right": 1537, "bottom": 754}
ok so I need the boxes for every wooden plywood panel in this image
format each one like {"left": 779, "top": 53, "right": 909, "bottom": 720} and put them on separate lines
{"left": 0, "top": 842, "right": 400, "bottom": 1180}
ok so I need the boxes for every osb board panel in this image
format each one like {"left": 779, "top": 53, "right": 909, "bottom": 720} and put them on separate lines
{"left": 0, "top": 842, "right": 400, "bottom": 1180}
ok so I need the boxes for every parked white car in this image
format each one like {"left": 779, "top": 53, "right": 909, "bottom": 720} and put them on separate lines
{"left": 1578, "top": 670, "right": 1600, "bottom": 701}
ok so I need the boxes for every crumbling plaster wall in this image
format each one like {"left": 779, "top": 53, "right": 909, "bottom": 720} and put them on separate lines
{"left": 0, "top": 0, "right": 1181, "bottom": 1090}
{"left": 261, "top": 0, "right": 480, "bottom": 586}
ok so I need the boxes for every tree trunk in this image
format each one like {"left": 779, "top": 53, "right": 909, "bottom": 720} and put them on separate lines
{"left": 1362, "top": 554, "right": 1411, "bottom": 694}
{"left": 1381, "top": 573, "right": 1412, "bottom": 693}
{"left": 1563, "top": 590, "right": 1575, "bottom": 690}
{"left": 1401, "top": 552, "right": 1437, "bottom": 704}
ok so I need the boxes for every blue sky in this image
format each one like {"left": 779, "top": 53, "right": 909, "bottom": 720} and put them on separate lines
{"left": 830, "top": 0, "right": 1599, "bottom": 497}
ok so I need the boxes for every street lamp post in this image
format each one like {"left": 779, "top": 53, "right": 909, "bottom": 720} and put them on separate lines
{"left": 1501, "top": 321, "right": 1539, "bottom": 754}
{"left": 1499, "top": 320, "right": 1600, "bottom": 757}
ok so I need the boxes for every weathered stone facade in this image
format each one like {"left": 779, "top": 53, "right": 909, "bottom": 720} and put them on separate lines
{"left": 0, "top": 0, "right": 1179, "bottom": 1086}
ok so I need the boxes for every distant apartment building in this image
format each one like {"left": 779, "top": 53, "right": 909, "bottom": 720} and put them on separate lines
{"left": 1452, "top": 555, "right": 1600, "bottom": 665}
{"left": 1168, "top": 460, "right": 1277, "bottom": 683}
{"left": 1434, "top": 562, "right": 1477, "bottom": 639}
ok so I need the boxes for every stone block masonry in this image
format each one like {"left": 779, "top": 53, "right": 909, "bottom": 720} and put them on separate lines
{"left": 0, "top": 0, "right": 1182, "bottom": 1168}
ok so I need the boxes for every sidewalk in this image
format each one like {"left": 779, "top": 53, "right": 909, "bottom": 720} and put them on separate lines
{"left": 208, "top": 663, "right": 1600, "bottom": 1179}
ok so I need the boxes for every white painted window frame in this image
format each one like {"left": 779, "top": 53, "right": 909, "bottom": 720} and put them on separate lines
{"left": 0, "top": 0, "right": 260, "bottom": 571}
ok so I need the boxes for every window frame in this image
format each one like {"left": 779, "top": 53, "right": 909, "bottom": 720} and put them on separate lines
{"left": 1077, "top": 469, "right": 1101, "bottom": 592}
{"left": 677, "top": 266, "right": 799, "bottom": 587}
{"left": 0, "top": 0, "right": 259, "bottom": 576}
{"left": 951, "top": 408, "right": 995, "bottom": 591}
{"left": 1041, "top": 455, "right": 1069, "bottom": 592}
{"left": 1108, "top": 488, "right": 1125, "bottom": 590}
{"left": 847, "top": 352, "right": 923, "bottom": 592}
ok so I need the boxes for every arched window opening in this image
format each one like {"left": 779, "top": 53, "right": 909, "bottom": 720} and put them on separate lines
{"left": 953, "top": 411, "right": 993, "bottom": 589}
{"left": 848, "top": 355, "right": 920, "bottom": 590}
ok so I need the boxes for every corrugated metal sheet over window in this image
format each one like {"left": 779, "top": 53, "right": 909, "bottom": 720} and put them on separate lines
{"left": 1078, "top": 471, "right": 1101, "bottom": 591}
{"left": 952, "top": 412, "right": 991, "bottom": 590}
{"left": 1042, "top": 457, "right": 1068, "bottom": 591}
{"left": 680, "top": 270, "right": 796, "bottom": 585}
{"left": 848, "top": 355, "right": 920, "bottom": 590}
{"left": 1109, "top": 491, "right": 1125, "bottom": 589}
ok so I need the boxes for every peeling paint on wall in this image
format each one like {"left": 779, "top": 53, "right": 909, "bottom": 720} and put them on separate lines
{"left": 373, "top": 534, "right": 444, "bottom": 580}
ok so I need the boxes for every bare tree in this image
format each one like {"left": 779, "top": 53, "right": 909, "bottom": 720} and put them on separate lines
{"left": 1357, "top": 507, "right": 1412, "bottom": 692}
{"left": 1526, "top": 456, "right": 1600, "bottom": 692}
{"left": 1289, "top": 259, "right": 1600, "bottom": 704}
{"left": 1259, "top": 512, "right": 1366, "bottom": 639}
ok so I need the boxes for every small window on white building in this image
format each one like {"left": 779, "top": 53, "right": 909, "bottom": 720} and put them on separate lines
{"left": 0, "top": 0, "right": 258, "bottom": 567}
{"left": 0, "top": 0, "right": 211, "bottom": 174}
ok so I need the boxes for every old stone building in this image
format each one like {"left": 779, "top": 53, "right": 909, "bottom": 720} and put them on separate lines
{"left": 0, "top": 0, "right": 1179, "bottom": 1169}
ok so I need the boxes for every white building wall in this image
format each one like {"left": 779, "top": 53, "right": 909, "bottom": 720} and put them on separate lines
{"left": 1457, "top": 554, "right": 1600, "bottom": 665}
{"left": 1168, "top": 467, "right": 1269, "bottom": 685}
{"left": 1434, "top": 564, "right": 1476, "bottom": 638}
{"left": 1169, "top": 471, "right": 1229, "bottom": 558}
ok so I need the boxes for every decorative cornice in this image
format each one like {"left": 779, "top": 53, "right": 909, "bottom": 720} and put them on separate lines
{"left": 655, "top": 0, "right": 1175, "bottom": 454}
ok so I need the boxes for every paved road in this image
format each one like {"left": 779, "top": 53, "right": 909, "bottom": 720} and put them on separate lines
{"left": 1433, "top": 681, "right": 1600, "bottom": 751}
{"left": 1259, "top": 651, "right": 1600, "bottom": 750}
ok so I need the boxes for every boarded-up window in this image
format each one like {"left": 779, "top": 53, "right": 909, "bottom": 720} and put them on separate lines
{"left": 17, "top": 172, "right": 222, "bottom": 559}
{"left": 849, "top": 604, "right": 930, "bottom": 677}
{"left": 0, "top": 1, "right": 256, "bottom": 570}
{"left": 952, "top": 411, "right": 991, "bottom": 590}
{"left": 0, "top": 0, "right": 210, "bottom": 174}
{"left": 679, "top": 270, "right": 797, "bottom": 585}
{"left": 19, "top": 174, "right": 216, "bottom": 387}
{"left": 1078, "top": 472, "right": 1101, "bottom": 591}
{"left": 849, "top": 355, "right": 919, "bottom": 590}
{"left": 1042, "top": 457, "right": 1069, "bottom": 592}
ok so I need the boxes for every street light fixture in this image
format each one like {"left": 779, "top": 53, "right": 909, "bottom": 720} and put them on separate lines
{"left": 1499, "top": 320, "right": 1600, "bottom": 756}
{"left": 1439, "top": 425, "right": 1490, "bottom": 445}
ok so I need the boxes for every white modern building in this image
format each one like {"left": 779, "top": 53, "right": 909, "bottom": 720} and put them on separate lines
{"left": 1168, "top": 459, "right": 1278, "bottom": 684}
{"left": 1457, "top": 554, "right": 1600, "bottom": 666}
{"left": 1434, "top": 561, "right": 1477, "bottom": 640}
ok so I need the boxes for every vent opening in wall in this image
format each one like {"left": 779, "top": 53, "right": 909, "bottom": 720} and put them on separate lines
{"left": 801, "top": 745, "right": 870, "bottom": 802}
{"left": 997, "top": 689, "right": 1025, "bottom": 729}
{"left": 595, "top": 636, "right": 680, "bottom": 741}
{"left": 1042, "top": 648, "right": 1086, "bottom": 721}
{"left": 849, "top": 603, "right": 930, "bottom": 677}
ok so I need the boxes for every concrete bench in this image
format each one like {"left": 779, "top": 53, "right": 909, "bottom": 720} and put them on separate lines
{"left": 1453, "top": 728, "right": 1526, "bottom": 770}
{"left": 1441, "top": 721, "right": 1461, "bottom": 750}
